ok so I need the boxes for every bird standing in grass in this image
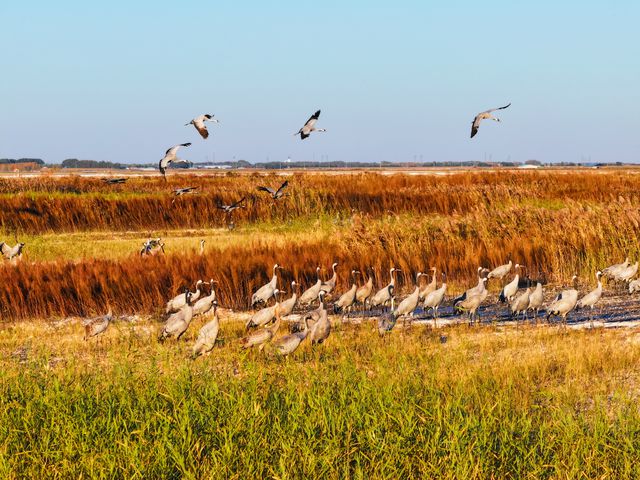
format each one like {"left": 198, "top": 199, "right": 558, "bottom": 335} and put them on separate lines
{"left": 83, "top": 308, "right": 113, "bottom": 341}
{"left": 394, "top": 272, "right": 424, "bottom": 324}
{"left": 241, "top": 303, "right": 282, "bottom": 351}
{"left": 246, "top": 289, "right": 282, "bottom": 330}
{"left": 193, "top": 280, "right": 217, "bottom": 317}
{"left": 419, "top": 267, "right": 437, "bottom": 301}
{"left": 273, "top": 316, "right": 309, "bottom": 356}
{"left": 309, "top": 292, "right": 331, "bottom": 345}
{"left": 334, "top": 270, "right": 361, "bottom": 316}
{"left": 166, "top": 280, "right": 204, "bottom": 314}
{"left": 424, "top": 273, "right": 447, "bottom": 324}
{"left": 159, "top": 289, "right": 195, "bottom": 341}
{"left": 251, "top": 264, "right": 282, "bottom": 308}
{"left": 370, "top": 267, "right": 401, "bottom": 313}
{"left": 320, "top": 262, "right": 339, "bottom": 295}
{"left": 185, "top": 114, "right": 219, "bottom": 139}
{"left": 192, "top": 301, "right": 220, "bottom": 358}
{"left": 299, "top": 267, "right": 323, "bottom": 306}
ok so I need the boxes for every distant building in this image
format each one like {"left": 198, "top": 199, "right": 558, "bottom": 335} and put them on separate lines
{"left": 518, "top": 164, "right": 541, "bottom": 169}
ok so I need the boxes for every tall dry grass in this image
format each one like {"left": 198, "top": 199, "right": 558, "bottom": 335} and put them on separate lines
{"left": 2, "top": 171, "right": 640, "bottom": 233}
{"left": 1, "top": 194, "right": 639, "bottom": 320}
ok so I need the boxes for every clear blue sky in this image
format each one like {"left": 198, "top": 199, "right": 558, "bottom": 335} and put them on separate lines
{"left": 1, "top": 1, "right": 639, "bottom": 164}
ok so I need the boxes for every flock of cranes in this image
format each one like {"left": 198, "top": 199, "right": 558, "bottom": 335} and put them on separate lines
{"left": 80, "top": 254, "right": 638, "bottom": 358}
{"left": 101, "top": 103, "right": 510, "bottom": 205}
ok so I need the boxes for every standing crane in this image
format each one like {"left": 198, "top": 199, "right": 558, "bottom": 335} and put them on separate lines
{"left": 546, "top": 275, "right": 579, "bottom": 325}
{"left": 309, "top": 292, "right": 331, "bottom": 345}
{"left": 419, "top": 267, "right": 437, "bottom": 300}
{"left": 457, "top": 278, "right": 489, "bottom": 324}
{"left": 355, "top": 268, "right": 375, "bottom": 317}
{"left": 83, "top": 308, "right": 113, "bottom": 341}
{"left": 334, "top": 270, "right": 361, "bottom": 316}
{"left": 166, "top": 280, "right": 204, "bottom": 314}
{"left": 577, "top": 271, "right": 603, "bottom": 327}
{"left": 527, "top": 282, "right": 544, "bottom": 320}
{"left": 370, "top": 267, "right": 401, "bottom": 313}
{"left": 394, "top": 272, "right": 424, "bottom": 324}
{"left": 499, "top": 265, "right": 522, "bottom": 303}
{"left": 251, "top": 264, "right": 282, "bottom": 308}
{"left": 159, "top": 289, "right": 195, "bottom": 341}
{"left": 246, "top": 289, "right": 282, "bottom": 329}
{"left": 241, "top": 303, "right": 282, "bottom": 351}
{"left": 192, "top": 301, "right": 220, "bottom": 358}
{"left": 320, "top": 262, "right": 339, "bottom": 295}
{"left": 299, "top": 267, "right": 323, "bottom": 305}
{"left": 424, "top": 273, "right": 447, "bottom": 325}
{"left": 510, "top": 287, "right": 531, "bottom": 321}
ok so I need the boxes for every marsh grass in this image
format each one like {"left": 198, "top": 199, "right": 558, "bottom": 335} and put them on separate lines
{"left": 2, "top": 171, "right": 640, "bottom": 234}
{"left": 1, "top": 318, "right": 640, "bottom": 478}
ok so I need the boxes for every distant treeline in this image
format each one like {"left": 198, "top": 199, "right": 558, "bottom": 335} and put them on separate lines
{"left": 0, "top": 158, "right": 45, "bottom": 165}
{"left": 3, "top": 157, "right": 621, "bottom": 170}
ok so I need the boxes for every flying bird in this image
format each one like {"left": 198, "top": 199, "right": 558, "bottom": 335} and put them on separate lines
{"left": 173, "top": 187, "right": 198, "bottom": 197}
{"left": 217, "top": 197, "right": 246, "bottom": 214}
{"left": 257, "top": 180, "right": 289, "bottom": 200}
{"left": 295, "top": 110, "right": 325, "bottom": 140}
{"left": 185, "top": 114, "right": 219, "bottom": 139}
{"left": 101, "top": 178, "right": 127, "bottom": 185}
{"left": 159, "top": 143, "right": 191, "bottom": 180}
{"left": 470, "top": 103, "right": 511, "bottom": 138}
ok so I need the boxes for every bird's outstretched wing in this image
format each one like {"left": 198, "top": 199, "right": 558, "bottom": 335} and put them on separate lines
{"left": 470, "top": 119, "right": 480, "bottom": 138}
{"left": 485, "top": 103, "right": 511, "bottom": 113}
{"left": 165, "top": 143, "right": 192, "bottom": 155}
{"left": 275, "top": 180, "right": 289, "bottom": 196}
{"left": 231, "top": 197, "right": 246, "bottom": 208}
{"left": 304, "top": 110, "right": 321, "bottom": 128}
{"left": 194, "top": 123, "right": 209, "bottom": 139}
{"left": 296, "top": 110, "right": 320, "bottom": 139}
{"left": 257, "top": 186, "right": 276, "bottom": 194}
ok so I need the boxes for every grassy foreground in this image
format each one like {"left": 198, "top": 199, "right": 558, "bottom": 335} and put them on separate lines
{"left": 1, "top": 318, "right": 640, "bottom": 479}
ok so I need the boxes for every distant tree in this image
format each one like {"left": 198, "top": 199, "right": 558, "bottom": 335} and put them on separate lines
{"left": 62, "top": 159, "right": 125, "bottom": 169}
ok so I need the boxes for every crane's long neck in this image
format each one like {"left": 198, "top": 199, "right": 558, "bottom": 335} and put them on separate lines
{"left": 271, "top": 309, "right": 281, "bottom": 334}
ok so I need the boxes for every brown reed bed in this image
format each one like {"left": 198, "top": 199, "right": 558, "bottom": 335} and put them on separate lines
{"left": 1, "top": 195, "right": 639, "bottom": 321}
{"left": 2, "top": 170, "right": 640, "bottom": 234}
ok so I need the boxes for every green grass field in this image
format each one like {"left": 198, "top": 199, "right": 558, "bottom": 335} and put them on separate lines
{"left": 2, "top": 318, "right": 640, "bottom": 479}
